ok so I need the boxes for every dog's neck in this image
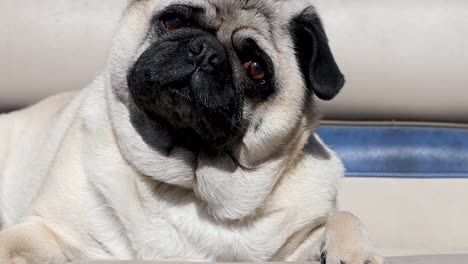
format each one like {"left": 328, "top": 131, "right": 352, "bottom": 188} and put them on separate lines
{"left": 103, "top": 75, "right": 317, "bottom": 221}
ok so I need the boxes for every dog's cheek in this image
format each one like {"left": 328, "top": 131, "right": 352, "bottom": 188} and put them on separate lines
{"left": 108, "top": 2, "right": 156, "bottom": 94}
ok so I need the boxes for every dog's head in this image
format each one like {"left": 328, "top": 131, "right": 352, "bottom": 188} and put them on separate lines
{"left": 108, "top": 0, "right": 344, "bottom": 166}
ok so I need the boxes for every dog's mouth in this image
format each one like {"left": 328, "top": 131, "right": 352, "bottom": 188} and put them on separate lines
{"left": 166, "top": 82, "right": 193, "bottom": 102}
{"left": 139, "top": 94, "right": 245, "bottom": 153}
{"left": 129, "top": 67, "right": 245, "bottom": 153}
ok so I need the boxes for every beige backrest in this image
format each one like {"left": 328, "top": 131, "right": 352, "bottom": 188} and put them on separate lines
{"left": 1, "top": 0, "right": 467, "bottom": 121}
{"left": 315, "top": 0, "right": 468, "bottom": 123}
{"left": 0, "top": 0, "right": 128, "bottom": 110}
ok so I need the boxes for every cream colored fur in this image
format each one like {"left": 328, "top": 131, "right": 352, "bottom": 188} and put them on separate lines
{"left": 0, "top": 0, "right": 385, "bottom": 263}
{"left": 0, "top": 79, "right": 385, "bottom": 263}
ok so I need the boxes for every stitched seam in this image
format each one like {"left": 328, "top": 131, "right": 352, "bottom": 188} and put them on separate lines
{"left": 321, "top": 120, "right": 468, "bottom": 129}
{"left": 345, "top": 172, "right": 468, "bottom": 179}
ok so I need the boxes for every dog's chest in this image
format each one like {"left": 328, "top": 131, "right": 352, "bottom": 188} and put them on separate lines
{"left": 83, "top": 129, "right": 288, "bottom": 260}
{"left": 86, "top": 127, "right": 341, "bottom": 261}
{"left": 121, "top": 184, "right": 290, "bottom": 261}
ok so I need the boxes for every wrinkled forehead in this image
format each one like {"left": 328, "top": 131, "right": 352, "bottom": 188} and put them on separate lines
{"left": 132, "top": 0, "right": 313, "bottom": 44}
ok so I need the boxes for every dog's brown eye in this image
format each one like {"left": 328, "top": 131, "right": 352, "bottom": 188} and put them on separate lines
{"left": 243, "top": 61, "right": 266, "bottom": 84}
{"left": 163, "top": 14, "right": 188, "bottom": 30}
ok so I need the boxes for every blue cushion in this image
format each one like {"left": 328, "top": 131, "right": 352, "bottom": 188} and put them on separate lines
{"left": 316, "top": 125, "right": 468, "bottom": 178}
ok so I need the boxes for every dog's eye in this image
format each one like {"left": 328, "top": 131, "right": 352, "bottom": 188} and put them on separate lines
{"left": 243, "top": 61, "right": 266, "bottom": 85}
{"left": 162, "top": 14, "right": 188, "bottom": 30}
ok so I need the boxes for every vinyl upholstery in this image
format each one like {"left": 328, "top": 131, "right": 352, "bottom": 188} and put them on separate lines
{"left": 316, "top": 124, "right": 468, "bottom": 255}
{"left": 1, "top": 0, "right": 467, "bottom": 122}
{"left": 317, "top": 125, "right": 468, "bottom": 178}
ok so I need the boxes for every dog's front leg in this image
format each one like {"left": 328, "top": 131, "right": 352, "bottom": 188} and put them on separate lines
{"left": 319, "top": 212, "right": 387, "bottom": 264}
{"left": 0, "top": 220, "right": 70, "bottom": 264}
{"left": 284, "top": 212, "right": 386, "bottom": 263}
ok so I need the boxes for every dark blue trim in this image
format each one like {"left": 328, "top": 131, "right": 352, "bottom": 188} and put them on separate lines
{"left": 316, "top": 125, "right": 468, "bottom": 179}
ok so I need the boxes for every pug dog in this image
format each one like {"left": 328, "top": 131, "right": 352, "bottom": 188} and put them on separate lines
{"left": 0, "top": 0, "right": 386, "bottom": 263}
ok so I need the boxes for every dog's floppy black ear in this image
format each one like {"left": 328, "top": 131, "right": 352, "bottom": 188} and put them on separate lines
{"left": 291, "top": 6, "right": 345, "bottom": 100}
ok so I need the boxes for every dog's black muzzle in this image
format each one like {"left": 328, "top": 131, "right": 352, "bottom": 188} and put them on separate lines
{"left": 127, "top": 33, "right": 244, "bottom": 152}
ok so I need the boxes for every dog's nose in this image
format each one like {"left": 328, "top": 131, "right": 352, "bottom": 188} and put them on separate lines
{"left": 188, "top": 37, "right": 225, "bottom": 70}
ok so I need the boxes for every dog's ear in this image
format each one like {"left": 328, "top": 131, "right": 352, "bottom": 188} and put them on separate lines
{"left": 291, "top": 6, "right": 345, "bottom": 100}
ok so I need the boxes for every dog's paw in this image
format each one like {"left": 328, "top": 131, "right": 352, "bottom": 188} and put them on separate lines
{"left": 0, "top": 245, "right": 33, "bottom": 264}
{"left": 320, "top": 249, "right": 388, "bottom": 264}
{"left": 319, "top": 212, "right": 389, "bottom": 264}
{"left": 0, "top": 221, "right": 68, "bottom": 264}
